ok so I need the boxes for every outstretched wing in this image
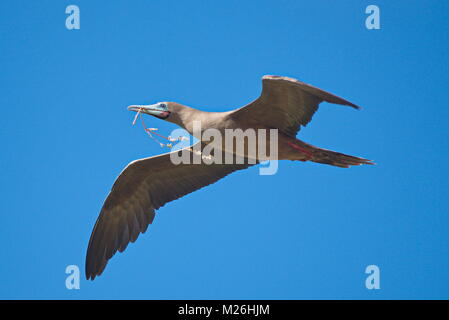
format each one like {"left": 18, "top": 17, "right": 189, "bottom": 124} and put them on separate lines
{"left": 230, "top": 75, "right": 360, "bottom": 137}
{"left": 86, "top": 144, "right": 253, "bottom": 280}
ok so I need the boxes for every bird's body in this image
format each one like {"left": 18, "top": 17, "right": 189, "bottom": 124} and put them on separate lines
{"left": 85, "top": 75, "right": 373, "bottom": 280}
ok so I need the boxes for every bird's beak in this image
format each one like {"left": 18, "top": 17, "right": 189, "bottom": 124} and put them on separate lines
{"left": 127, "top": 104, "right": 170, "bottom": 119}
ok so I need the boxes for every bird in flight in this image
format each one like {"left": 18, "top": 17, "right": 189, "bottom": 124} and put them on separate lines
{"left": 85, "top": 75, "right": 373, "bottom": 280}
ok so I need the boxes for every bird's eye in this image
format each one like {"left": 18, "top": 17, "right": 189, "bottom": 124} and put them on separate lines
{"left": 160, "top": 103, "right": 166, "bottom": 108}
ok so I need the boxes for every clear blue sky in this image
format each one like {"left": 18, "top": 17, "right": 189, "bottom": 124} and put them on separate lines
{"left": 0, "top": 0, "right": 447, "bottom": 299}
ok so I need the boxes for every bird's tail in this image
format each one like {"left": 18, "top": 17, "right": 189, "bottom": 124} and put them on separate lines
{"left": 289, "top": 141, "right": 374, "bottom": 168}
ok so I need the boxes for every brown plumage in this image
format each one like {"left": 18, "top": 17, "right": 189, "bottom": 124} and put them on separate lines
{"left": 85, "top": 75, "right": 373, "bottom": 280}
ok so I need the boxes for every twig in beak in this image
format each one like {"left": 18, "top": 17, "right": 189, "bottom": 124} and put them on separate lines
{"left": 132, "top": 108, "right": 142, "bottom": 125}
{"left": 131, "top": 108, "right": 187, "bottom": 148}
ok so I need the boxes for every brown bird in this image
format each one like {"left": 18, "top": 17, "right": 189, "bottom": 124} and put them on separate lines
{"left": 85, "top": 75, "right": 372, "bottom": 280}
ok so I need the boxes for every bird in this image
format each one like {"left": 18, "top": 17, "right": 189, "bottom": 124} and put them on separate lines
{"left": 85, "top": 75, "right": 373, "bottom": 280}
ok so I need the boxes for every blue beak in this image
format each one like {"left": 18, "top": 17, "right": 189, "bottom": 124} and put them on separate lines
{"left": 127, "top": 104, "right": 170, "bottom": 119}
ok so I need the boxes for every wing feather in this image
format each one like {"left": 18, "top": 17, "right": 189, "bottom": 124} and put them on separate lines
{"left": 231, "top": 75, "right": 360, "bottom": 137}
{"left": 86, "top": 144, "right": 253, "bottom": 280}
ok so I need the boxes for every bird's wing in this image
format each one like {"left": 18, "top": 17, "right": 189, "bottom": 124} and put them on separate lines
{"left": 86, "top": 144, "right": 253, "bottom": 280}
{"left": 230, "top": 75, "right": 361, "bottom": 137}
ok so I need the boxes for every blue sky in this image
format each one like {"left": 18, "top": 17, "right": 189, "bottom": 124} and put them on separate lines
{"left": 0, "top": 0, "right": 448, "bottom": 299}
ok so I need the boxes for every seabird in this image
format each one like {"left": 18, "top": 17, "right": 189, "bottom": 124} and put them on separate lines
{"left": 85, "top": 75, "right": 373, "bottom": 280}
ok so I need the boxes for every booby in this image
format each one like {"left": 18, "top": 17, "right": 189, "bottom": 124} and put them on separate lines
{"left": 85, "top": 75, "right": 373, "bottom": 280}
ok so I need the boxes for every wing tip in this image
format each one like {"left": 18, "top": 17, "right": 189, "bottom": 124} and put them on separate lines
{"left": 86, "top": 274, "right": 95, "bottom": 281}
{"left": 85, "top": 268, "right": 96, "bottom": 281}
{"left": 262, "top": 75, "right": 362, "bottom": 110}
{"left": 85, "top": 261, "right": 107, "bottom": 281}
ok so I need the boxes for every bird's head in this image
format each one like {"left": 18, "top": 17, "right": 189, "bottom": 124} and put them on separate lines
{"left": 127, "top": 102, "right": 172, "bottom": 120}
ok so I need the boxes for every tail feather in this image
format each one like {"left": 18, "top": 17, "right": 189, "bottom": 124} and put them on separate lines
{"left": 309, "top": 146, "right": 374, "bottom": 168}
